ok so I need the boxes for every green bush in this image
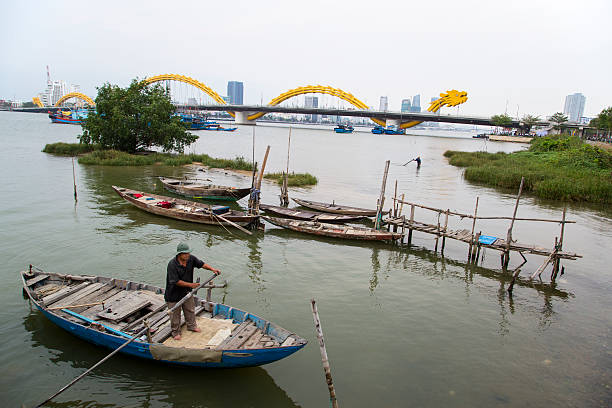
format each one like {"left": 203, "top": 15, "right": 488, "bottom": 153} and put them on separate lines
{"left": 443, "top": 136, "right": 612, "bottom": 204}
{"left": 43, "top": 142, "right": 99, "bottom": 155}
{"left": 264, "top": 172, "right": 318, "bottom": 186}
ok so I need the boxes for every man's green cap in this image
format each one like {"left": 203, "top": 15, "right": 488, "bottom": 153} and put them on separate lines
{"left": 176, "top": 242, "right": 191, "bottom": 256}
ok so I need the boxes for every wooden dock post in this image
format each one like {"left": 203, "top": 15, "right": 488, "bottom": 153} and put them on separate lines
{"left": 311, "top": 299, "right": 339, "bottom": 408}
{"left": 375, "top": 160, "right": 390, "bottom": 230}
{"left": 504, "top": 177, "right": 525, "bottom": 269}
{"left": 552, "top": 207, "right": 566, "bottom": 280}
{"left": 408, "top": 204, "right": 415, "bottom": 244}
{"left": 280, "top": 128, "right": 291, "bottom": 207}
{"left": 468, "top": 197, "right": 479, "bottom": 262}
{"left": 441, "top": 209, "right": 449, "bottom": 254}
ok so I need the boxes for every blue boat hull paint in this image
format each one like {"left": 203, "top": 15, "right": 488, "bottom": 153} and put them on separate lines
{"left": 49, "top": 117, "right": 82, "bottom": 125}
{"left": 334, "top": 129, "right": 353, "bottom": 134}
{"left": 36, "top": 304, "right": 304, "bottom": 368}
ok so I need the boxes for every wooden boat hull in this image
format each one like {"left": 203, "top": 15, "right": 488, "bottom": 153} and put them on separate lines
{"left": 112, "top": 186, "right": 258, "bottom": 227}
{"left": 159, "top": 177, "right": 251, "bottom": 201}
{"left": 292, "top": 198, "right": 386, "bottom": 217}
{"left": 260, "top": 204, "right": 366, "bottom": 224}
{"left": 21, "top": 270, "right": 306, "bottom": 368}
{"left": 264, "top": 216, "right": 400, "bottom": 241}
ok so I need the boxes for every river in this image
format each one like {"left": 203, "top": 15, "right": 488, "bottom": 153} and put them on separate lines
{"left": 0, "top": 111, "right": 610, "bottom": 407}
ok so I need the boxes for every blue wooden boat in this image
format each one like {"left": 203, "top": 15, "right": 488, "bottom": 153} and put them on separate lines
{"left": 21, "top": 269, "right": 306, "bottom": 368}
{"left": 371, "top": 125, "right": 385, "bottom": 134}
{"left": 334, "top": 124, "right": 354, "bottom": 133}
{"left": 49, "top": 109, "right": 88, "bottom": 125}
{"left": 383, "top": 126, "right": 405, "bottom": 135}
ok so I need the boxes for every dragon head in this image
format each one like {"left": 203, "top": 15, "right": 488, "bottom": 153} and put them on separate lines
{"left": 427, "top": 90, "right": 468, "bottom": 113}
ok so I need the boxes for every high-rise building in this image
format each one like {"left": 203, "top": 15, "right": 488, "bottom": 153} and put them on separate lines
{"left": 410, "top": 94, "right": 421, "bottom": 112}
{"left": 305, "top": 96, "right": 319, "bottom": 122}
{"left": 379, "top": 96, "right": 388, "bottom": 111}
{"left": 36, "top": 66, "right": 80, "bottom": 106}
{"left": 563, "top": 93, "right": 586, "bottom": 122}
{"left": 401, "top": 99, "right": 411, "bottom": 112}
{"left": 227, "top": 81, "right": 244, "bottom": 105}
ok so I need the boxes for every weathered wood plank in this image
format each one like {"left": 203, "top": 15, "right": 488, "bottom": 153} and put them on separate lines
{"left": 42, "top": 282, "right": 90, "bottom": 306}
{"left": 96, "top": 295, "right": 151, "bottom": 323}
{"left": 26, "top": 274, "right": 50, "bottom": 287}
{"left": 68, "top": 286, "right": 120, "bottom": 314}
{"left": 79, "top": 291, "right": 133, "bottom": 319}
{"left": 46, "top": 282, "right": 105, "bottom": 308}
{"left": 218, "top": 323, "right": 258, "bottom": 350}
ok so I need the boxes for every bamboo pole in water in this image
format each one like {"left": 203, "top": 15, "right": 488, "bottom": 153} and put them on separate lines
{"left": 72, "top": 157, "right": 77, "bottom": 202}
{"left": 375, "top": 160, "right": 390, "bottom": 230}
{"left": 504, "top": 177, "right": 525, "bottom": 269}
{"left": 311, "top": 299, "right": 339, "bottom": 408}
{"left": 468, "top": 197, "right": 479, "bottom": 262}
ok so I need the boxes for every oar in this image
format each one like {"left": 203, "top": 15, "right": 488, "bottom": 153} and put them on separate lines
{"left": 402, "top": 159, "right": 415, "bottom": 166}
{"left": 35, "top": 274, "right": 218, "bottom": 408}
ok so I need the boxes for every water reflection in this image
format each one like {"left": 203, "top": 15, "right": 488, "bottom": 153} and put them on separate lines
{"left": 23, "top": 310, "right": 300, "bottom": 408}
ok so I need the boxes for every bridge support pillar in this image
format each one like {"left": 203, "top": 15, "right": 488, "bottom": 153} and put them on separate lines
{"left": 386, "top": 119, "right": 401, "bottom": 128}
{"left": 234, "top": 111, "right": 257, "bottom": 125}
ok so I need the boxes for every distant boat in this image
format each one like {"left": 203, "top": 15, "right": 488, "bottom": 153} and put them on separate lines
{"left": 292, "top": 197, "right": 386, "bottom": 217}
{"left": 259, "top": 204, "right": 366, "bottom": 223}
{"left": 176, "top": 114, "right": 236, "bottom": 131}
{"left": 112, "top": 186, "right": 258, "bottom": 227}
{"left": 473, "top": 133, "right": 489, "bottom": 139}
{"left": 159, "top": 177, "right": 251, "bottom": 201}
{"left": 200, "top": 123, "right": 238, "bottom": 132}
{"left": 383, "top": 126, "right": 405, "bottom": 135}
{"left": 264, "top": 216, "right": 400, "bottom": 241}
{"left": 49, "top": 108, "right": 88, "bottom": 125}
{"left": 334, "top": 124, "right": 354, "bottom": 134}
{"left": 371, "top": 125, "right": 385, "bottom": 134}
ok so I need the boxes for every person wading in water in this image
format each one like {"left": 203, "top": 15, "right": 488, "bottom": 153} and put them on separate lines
{"left": 165, "top": 242, "right": 221, "bottom": 340}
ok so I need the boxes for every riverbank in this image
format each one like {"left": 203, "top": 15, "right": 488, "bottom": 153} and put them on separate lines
{"left": 43, "top": 142, "right": 254, "bottom": 170}
{"left": 444, "top": 135, "right": 612, "bottom": 204}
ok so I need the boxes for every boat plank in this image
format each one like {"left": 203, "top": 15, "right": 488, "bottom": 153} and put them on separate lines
{"left": 42, "top": 282, "right": 90, "bottom": 306}
{"left": 96, "top": 294, "right": 152, "bottom": 323}
{"left": 46, "top": 282, "right": 106, "bottom": 308}
{"left": 26, "top": 274, "right": 50, "bottom": 287}
{"left": 218, "top": 323, "right": 258, "bottom": 350}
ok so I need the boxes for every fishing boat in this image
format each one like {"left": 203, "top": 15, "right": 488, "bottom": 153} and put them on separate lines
{"left": 202, "top": 122, "right": 238, "bottom": 132}
{"left": 371, "top": 125, "right": 385, "bottom": 134}
{"left": 383, "top": 125, "right": 406, "bottom": 135}
{"left": 334, "top": 124, "right": 354, "bottom": 134}
{"left": 264, "top": 216, "right": 400, "bottom": 241}
{"left": 292, "top": 198, "right": 386, "bottom": 217}
{"left": 48, "top": 108, "right": 88, "bottom": 125}
{"left": 159, "top": 177, "right": 251, "bottom": 201}
{"left": 472, "top": 133, "right": 489, "bottom": 139}
{"left": 21, "top": 268, "right": 306, "bottom": 368}
{"left": 260, "top": 204, "right": 366, "bottom": 223}
{"left": 112, "top": 186, "right": 258, "bottom": 227}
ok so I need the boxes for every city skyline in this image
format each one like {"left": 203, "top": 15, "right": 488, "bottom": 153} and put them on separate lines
{"left": 1, "top": 0, "right": 610, "bottom": 117}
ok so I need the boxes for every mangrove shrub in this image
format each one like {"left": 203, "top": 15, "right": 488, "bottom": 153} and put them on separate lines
{"left": 79, "top": 79, "right": 197, "bottom": 153}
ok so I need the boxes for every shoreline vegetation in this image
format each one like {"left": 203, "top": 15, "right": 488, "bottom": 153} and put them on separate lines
{"left": 264, "top": 172, "right": 318, "bottom": 187}
{"left": 42, "top": 142, "right": 254, "bottom": 170}
{"left": 444, "top": 135, "right": 612, "bottom": 204}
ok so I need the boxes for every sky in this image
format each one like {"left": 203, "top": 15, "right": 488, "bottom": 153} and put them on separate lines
{"left": 2, "top": 0, "right": 611, "bottom": 118}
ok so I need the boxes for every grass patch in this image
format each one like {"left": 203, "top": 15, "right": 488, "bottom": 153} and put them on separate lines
{"left": 42, "top": 143, "right": 254, "bottom": 169}
{"left": 444, "top": 135, "right": 612, "bottom": 204}
{"left": 43, "top": 142, "right": 99, "bottom": 155}
{"left": 264, "top": 171, "right": 318, "bottom": 186}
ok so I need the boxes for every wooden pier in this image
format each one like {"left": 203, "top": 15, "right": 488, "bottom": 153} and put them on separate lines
{"left": 382, "top": 177, "right": 581, "bottom": 285}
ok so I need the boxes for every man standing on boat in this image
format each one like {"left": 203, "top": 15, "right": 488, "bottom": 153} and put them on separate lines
{"left": 165, "top": 242, "right": 221, "bottom": 340}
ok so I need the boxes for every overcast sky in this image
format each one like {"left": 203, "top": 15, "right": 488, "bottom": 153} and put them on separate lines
{"left": 2, "top": 0, "right": 610, "bottom": 117}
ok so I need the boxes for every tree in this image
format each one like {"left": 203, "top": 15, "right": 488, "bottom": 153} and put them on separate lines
{"left": 79, "top": 79, "right": 197, "bottom": 153}
{"left": 22, "top": 101, "right": 36, "bottom": 108}
{"left": 521, "top": 114, "right": 540, "bottom": 133}
{"left": 491, "top": 114, "right": 513, "bottom": 128}
{"left": 549, "top": 112, "right": 568, "bottom": 132}
{"left": 591, "top": 107, "right": 612, "bottom": 130}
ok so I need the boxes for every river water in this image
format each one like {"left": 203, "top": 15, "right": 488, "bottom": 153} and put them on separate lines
{"left": 0, "top": 111, "right": 610, "bottom": 407}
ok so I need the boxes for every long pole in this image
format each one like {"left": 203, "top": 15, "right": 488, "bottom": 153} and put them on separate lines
{"left": 72, "top": 157, "right": 77, "bottom": 202}
{"left": 36, "top": 274, "right": 218, "bottom": 407}
{"left": 311, "top": 299, "right": 339, "bottom": 408}
{"left": 375, "top": 160, "right": 390, "bottom": 230}
{"left": 504, "top": 177, "right": 525, "bottom": 268}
